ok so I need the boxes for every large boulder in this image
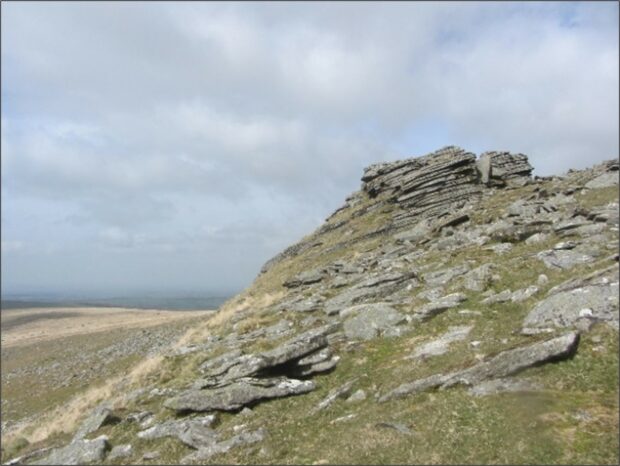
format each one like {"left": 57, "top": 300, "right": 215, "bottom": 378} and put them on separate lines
{"left": 33, "top": 436, "right": 110, "bottom": 465}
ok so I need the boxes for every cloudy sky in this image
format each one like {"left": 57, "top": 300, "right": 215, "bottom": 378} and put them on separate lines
{"left": 1, "top": 1, "right": 618, "bottom": 297}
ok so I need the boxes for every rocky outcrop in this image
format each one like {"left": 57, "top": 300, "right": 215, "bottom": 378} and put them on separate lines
{"left": 477, "top": 151, "right": 533, "bottom": 186}
{"left": 362, "top": 146, "right": 482, "bottom": 219}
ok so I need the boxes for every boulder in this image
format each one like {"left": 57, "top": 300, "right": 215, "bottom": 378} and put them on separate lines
{"left": 536, "top": 249, "right": 595, "bottom": 270}
{"left": 379, "top": 332, "right": 579, "bottom": 402}
{"left": 585, "top": 172, "right": 619, "bottom": 189}
{"left": 73, "top": 403, "right": 119, "bottom": 441}
{"left": 310, "top": 379, "right": 357, "bottom": 414}
{"left": 165, "top": 377, "right": 315, "bottom": 412}
{"left": 414, "top": 293, "right": 466, "bottom": 321}
{"left": 182, "top": 428, "right": 267, "bottom": 462}
{"left": 422, "top": 264, "right": 470, "bottom": 287}
{"left": 107, "top": 444, "right": 133, "bottom": 460}
{"left": 283, "top": 269, "right": 325, "bottom": 288}
{"left": 341, "top": 303, "right": 407, "bottom": 340}
{"left": 523, "top": 282, "right": 619, "bottom": 332}
{"left": 462, "top": 264, "right": 495, "bottom": 291}
{"left": 33, "top": 436, "right": 110, "bottom": 465}
{"left": 137, "top": 415, "right": 218, "bottom": 449}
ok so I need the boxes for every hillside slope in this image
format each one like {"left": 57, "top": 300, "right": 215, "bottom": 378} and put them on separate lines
{"left": 5, "top": 146, "right": 619, "bottom": 465}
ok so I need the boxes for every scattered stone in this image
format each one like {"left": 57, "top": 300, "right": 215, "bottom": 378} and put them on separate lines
{"left": 345, "top": 389, "right": 367, "bottom": 403}
{"left": 510, "top": 286, "right": 539, "bottom": 303}
{"left": 311, "top": 380, "right": 357, "bottom": 414}
{"left": 525, "top": 233, "right": 550, "bottom": 245}
{"left": 481, "top": 289, "right": 513, "bottom": 304}
{"left": 554, "top": 241, "right": 579, "bottom": 250}
{"left": 407, "top": 326, "right": 472, "bottom": 360}
{"left": 330, "top": 414, "right": 358, "bottom": 424}
{"left": 379, "top": 332, "right": 579, "bottom": 402}
{"left": 375, "top": 422, "right": 413, "bottom": 435}
{"left": 422, "top": 264, "right": 470, "bottom": 287}
{"left": 142, "top": 451, "right": 160, "bottom": 461}
{"left": 537, "top": 274, "right": 549, "bottom": 286}
{"left": 414, "top": 293, "right": 467, "bottom": 321}
{"left": 462, "top": 264, "right": 495, "bottom": 291}
{"left": 485, "top": 243, "right": 513, "bottom": 255}
{"left": 182, "top": 428, "right": 267, "bottom": 462}
{"left": 458, "top": 310, "right": 482, "bottom": 317}
{"left": 107, "top": 444, "right": 133, "bottom": 460}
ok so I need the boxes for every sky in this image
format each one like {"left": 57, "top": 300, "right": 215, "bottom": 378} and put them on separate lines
{"left": 1, "top": 1, "right": 618, "bottom": 297}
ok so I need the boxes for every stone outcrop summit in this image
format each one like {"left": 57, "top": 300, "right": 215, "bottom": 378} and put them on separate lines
{"left": 14, "top": 146, "right": 619, "bottom": 465}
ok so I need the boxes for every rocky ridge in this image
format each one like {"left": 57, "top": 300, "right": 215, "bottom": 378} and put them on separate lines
{"left": 9, "top": 147, "right": 619, "bottom": 465}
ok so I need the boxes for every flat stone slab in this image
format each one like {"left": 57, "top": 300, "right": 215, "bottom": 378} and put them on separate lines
{"left": 33, "top": 436, "right": 109, "bottom": 465}
{"left": 165, "top": 377, "right": 315, "bottom": 412}
{"left": 523, "top": 282, "right": 619, "bottom": 332}
{"left": 379, "top": 332, "right": 579, "bottom": 402}
{"left": 182, "top": 428, "right": 267, "bottom": 462}
{"left": 407, "top": 325, "right": 472, "bottom": 360}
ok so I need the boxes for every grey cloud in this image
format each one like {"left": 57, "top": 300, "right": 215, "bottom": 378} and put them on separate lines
{"left": 1, "top": 2, "right": 617, "bottom": 295}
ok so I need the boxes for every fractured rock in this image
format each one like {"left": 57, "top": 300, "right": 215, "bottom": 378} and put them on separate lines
{"left": 182, "top": 428, "right": 267, "bottom": 462}
{"left": 73, "top": 403, "right": 119, "bottom": 441}
{"left": 414, "top": 293, "right": 466, "bottom": 321}
{"left": 422, "top": 264, "right": 470, "bottom": 287}
{"left": 407, "top": 326, "right": 472, "bottom": 360}
{"left": 137, "top": 415, "right": 218, "bottom": 449}
{"left": 311, "top": 379, "right": 357, "bottom": 414}
{"left": 165, "top": 377, "right": 315, "bottom": 413}
{"left": 537, "top": 249, "right": 595, "bottom": 270}
{"left": 283, "top": 269, "right": 326, "bottom": 288}
{"left": 477, "top": 151, "right": 533, "bottom": 186}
